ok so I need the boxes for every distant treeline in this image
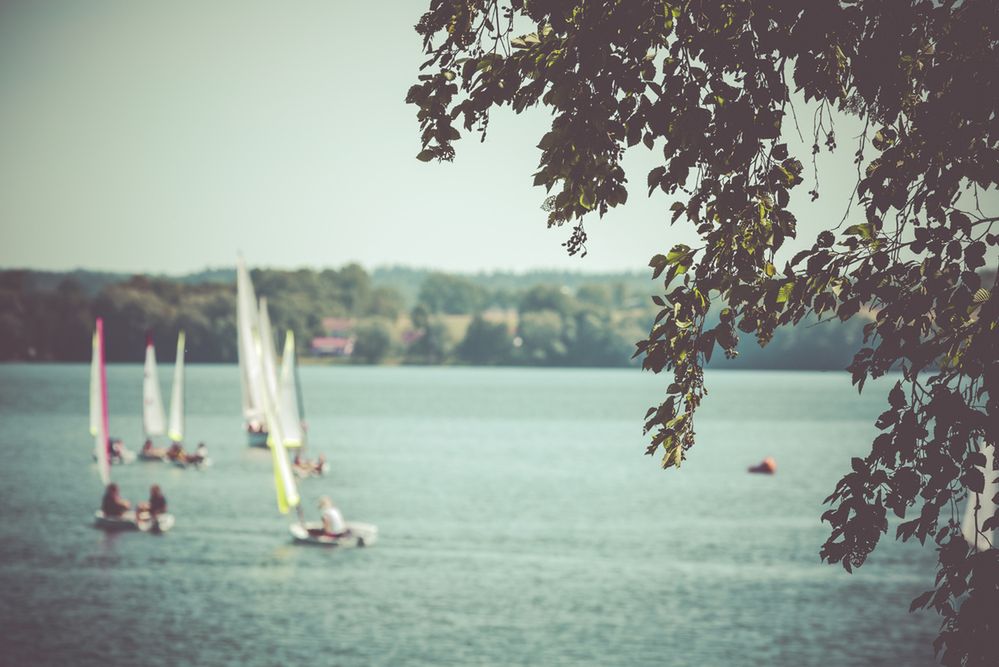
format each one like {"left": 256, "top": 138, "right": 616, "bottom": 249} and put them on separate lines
{"left": 0, "top": 264, "right": 914, "bottom": 370}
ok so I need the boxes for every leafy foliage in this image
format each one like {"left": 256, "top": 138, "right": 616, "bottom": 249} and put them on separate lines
{"left": 457, "top": 314, "right": 513, "bottom": 364}
{"left": 406, "top": 304, "right": 454, "bottom": 364}
{"left": 351, "top": 318, "right": 396, "bottom": 364}
{"left": 409, "top": 1, "right": 999, "bottom": 662}
{"left": 418, "top": 271, "right": 490, "bottom": 314}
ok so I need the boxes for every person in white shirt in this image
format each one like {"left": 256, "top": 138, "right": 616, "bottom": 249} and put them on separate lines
{"left": 318, "top": 496, "right": 347, "bottom": 536}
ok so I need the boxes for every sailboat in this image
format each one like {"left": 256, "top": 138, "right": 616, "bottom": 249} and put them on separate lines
{"left": 91, "top": 318, "right": 175, "bottom": 533}
{"left": 276, "top": 446, "right": 375, "bottom": 548}
{"left": 90, "top": 329, "right": 135, "bottom": 465}
{"left": 166, "top": 331, "right": 208, "bottom": 469}
{"left": 236, "top": 257, "right": 269, "bottom": 447}
{"left": 139, "top": 333, "right": 168, "bottom": 460}
{"left": 256, "top": 296, "right": 303, "bottom": 451}
{"left": 259, "top": 339, "right": 374, "bottom": 547}
{"left": 280, "top": 329, "right": 326, "bottom": 477}
{"left": 961, "top": 443, "right": 997, "bottom": 551}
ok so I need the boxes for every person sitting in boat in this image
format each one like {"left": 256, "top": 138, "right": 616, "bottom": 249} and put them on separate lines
{"left": 110, "top": 438, "right": 125, "bottom": 462}
{"left": 318, "top": 496, "right": 348, "bottom": 537}
{"left": 141, "top": 439, "right": 167, "bottom": 459}
{"left": 293, "top": 451, "right": 314, "bottom": 477}
{"left": 101, "top": 483, "right": 131, "bottom": 517}
{"left": 166, "top": 441, "right": 186, "bottom": 462}
{"left": 137, "top": 484, "right": 167, "bottom": 518}
{"left": 187, "top": 442, "right": 208, "bottom": 465}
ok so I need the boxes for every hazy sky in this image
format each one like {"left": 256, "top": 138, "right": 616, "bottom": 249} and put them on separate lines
{"left": 0, "top": 1, "right": 953, "bottom": 276}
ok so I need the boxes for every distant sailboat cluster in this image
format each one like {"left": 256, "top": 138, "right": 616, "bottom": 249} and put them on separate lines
{"left": 236, "top": 257, "right": 306, "bottom": 452}
{"left": 85, "top": 258, "right": 373, "bottom": 548}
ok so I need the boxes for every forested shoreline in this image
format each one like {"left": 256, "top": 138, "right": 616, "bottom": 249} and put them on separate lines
{"left": 0, "top": 264, "right": 885, "bottom": 369}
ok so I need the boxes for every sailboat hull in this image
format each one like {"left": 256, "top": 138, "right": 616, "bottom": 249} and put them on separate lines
{"left": 93, "top": 511, "right": 175, "bottom": 533}
{"left": 92, "top": 448, "right": 136, "bottom": 465}
{"left": 172, "top": 457, "right": 211, "bottom": 470}
{"left": 289, "top": 521, "right": 377, "bottom": 548}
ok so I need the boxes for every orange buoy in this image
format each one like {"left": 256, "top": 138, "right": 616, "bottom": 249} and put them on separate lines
{"left": 748, "top": 457, "right": 777, "bottom": 474}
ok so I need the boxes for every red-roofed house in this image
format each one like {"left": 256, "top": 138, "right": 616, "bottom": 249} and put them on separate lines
{"left": 310, "top": 336, "right": 355, "bottom": 357}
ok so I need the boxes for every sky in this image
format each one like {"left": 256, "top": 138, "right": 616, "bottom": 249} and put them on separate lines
{"left": 0, "top": 1, "right": 969, "bottom": 277}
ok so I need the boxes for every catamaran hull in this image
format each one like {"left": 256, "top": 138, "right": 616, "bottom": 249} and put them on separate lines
{"left": 289, "top": 521, "right": 377, "bottom": 548}
{"left": 93, "top": 511, "right": 175, "bottom": 533}
{"left": 247, "top": 430, "right": 269, "bottom": 448}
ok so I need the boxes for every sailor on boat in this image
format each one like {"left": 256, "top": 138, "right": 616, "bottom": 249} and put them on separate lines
{"left": 318, "top": 496, "right": 349, "bottom": 537}
{"left": 166, "top": 441, "right": 187, "bottom": 463}
{"left": 141, "top": 438, "right": 168, "bottom": 460}
{"left": 101, "top": 483, "right": 132, "bottom": 517}
{"left": 137, "top": 485, "right": 167, "bottom": 520}
{"left": 293, "top": 451, "right": 327, "bottom": 477}
{"left": 185, "top": 442, "right": 209, "bottom": 466}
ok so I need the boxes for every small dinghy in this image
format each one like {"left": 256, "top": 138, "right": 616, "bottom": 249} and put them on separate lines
{"left": 93, "top": 510, "right": 175, "bottom": 533}
{"left": 94, "top": 445, "right": 136, "bottom": 465}
{"left": 293, "top": 458, "right": 328, "bottom": 479}
{"left": 289, "top": 522, "right": 377, "bottom": 548}
{"left": 172, "top": 456, "right": 211, "bottom": 470}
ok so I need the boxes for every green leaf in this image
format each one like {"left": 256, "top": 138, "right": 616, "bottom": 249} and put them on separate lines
{"left": 776, "top": 281, "right": 794, "bottom": 304}
{"left": 665, "top": 244, "right": 691, "bottom": 265}
{"left": 416, "top": 149, "right": 435, "bottom": 162}
{"left": 845, "top": 223, "right": 873, "bottom": 240}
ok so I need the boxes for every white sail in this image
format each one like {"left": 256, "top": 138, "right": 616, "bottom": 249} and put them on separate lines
{"left": 89, "top": 331, "right": 100, "bottom": 437}
{"left": 93, "top": 319, "right": 111, "bottom": 486}
{"left": 167, "top": 331, "right": 185, "bottom": 443}
{"left": 236, "top": 257, "right": 267, "bottom": 429}
{"left": 962, "top": 444, "right": 998, "bottom": 551}
{"left": 142, "top": 335, "right": 167, "bottom": 437}
{"left": 278, "top": 330, "right": 303, "bottom": 447}
{"left": 258, "top": 298, "right": 281, "bottom": 404}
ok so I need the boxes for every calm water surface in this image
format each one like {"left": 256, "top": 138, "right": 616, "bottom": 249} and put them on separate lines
{"left": 0, "top": 365, "right": 939, "bottom": 666}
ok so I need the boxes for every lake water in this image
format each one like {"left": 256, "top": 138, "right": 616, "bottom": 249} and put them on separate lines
{"left": 0, "top": 365, "right": 939, "bottom": 666}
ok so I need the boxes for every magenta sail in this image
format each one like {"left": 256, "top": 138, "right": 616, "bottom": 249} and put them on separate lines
{"left": 94, "top": 318, "right": 111, "bottom": 486}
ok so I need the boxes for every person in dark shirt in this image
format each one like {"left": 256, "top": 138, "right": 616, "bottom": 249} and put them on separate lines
{"left": 166, "top": 441, "right": 186, "bottom": 462}
{"left": 138, "top": 485, "right": 167, "bottom": 518}
{"left": 101, "top": 483, "right": 131, "bottom": 517}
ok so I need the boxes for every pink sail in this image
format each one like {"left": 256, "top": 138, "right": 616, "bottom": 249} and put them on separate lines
{"left": 94, "top": 318, "right": 111, "bottom": 486}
